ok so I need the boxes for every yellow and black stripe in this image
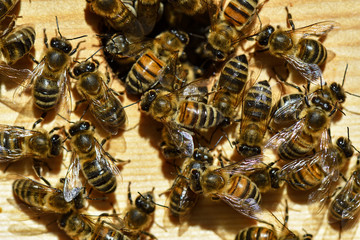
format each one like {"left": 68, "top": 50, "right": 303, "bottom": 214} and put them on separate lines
{"left": 235, "top": 226, "right": 276, "bottom": 240}
{"left": 0, "top": 0, "right": 18, "bottom": 21}
{"left": 287, "top": 162, "right": 325, "bottom": 191}
{"left": 223, "top": 0, "right": 258, "bottom": 29}
{"left": 297, "top": 39, "right": 327, "bottom": 65}
{"left": 33, "top": 76, "right": 61, "bottom": 111}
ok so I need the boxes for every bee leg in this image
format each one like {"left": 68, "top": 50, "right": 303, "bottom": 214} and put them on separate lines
{"left": 29, "top": 54, "right": 39, "bottom": 65}
{"left": 128, "top": 181, "right": 133, "bottom": 205}
{"left": 140, "top": 230, "right": 158, "bottom": 240}
{"left": 285, "top": 7, "right": 295, "bottom": 30}
{"left": 32, "top": 112, "right": 47, "bottom": 129}
{"left": 43, "top": 29, "right": 49, "bottom": 49}
{"left": 0, "top": 16, "right": 16, "bottom": 37}
{"left": 32, "top": 159, "right": 52, "bottom": 185}
{"left": 74, "top": 99, "right": 86, "bottom": 112}
{"left": 70, "top": 40, "right": 86, "bottom": 56}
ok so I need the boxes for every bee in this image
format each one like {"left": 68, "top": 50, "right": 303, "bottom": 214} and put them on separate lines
{"left": 265, "top": 92, "right": 335, "bottom": 161}
{"left": 86, "top": 0, "right": 161, "bottom": 40}
{"left": 206, "top": 0, "right": 266, "bottom": 61}
{"left": 0, "top": 0, "right": 19, "bottom": 22}
{"left": 279, "top": 133, "right": 353, "bottom": 202}
{"left": 235, "top": 80, "right": 272, "bottom": 157}
{"left": 140, "top": 89, "right": 226, "bottom": 130}
{"left": 254, "top": 7, "right": 338, "bottom": 84}
{"left": 15, "top": 17, "right": 85, "bottom": 125}
{"left": 72, "top": 58, "right": 127, "bottom": 135}
{"left": 328, "top": 157, "right": 360, "bottom": 222}
{"left": 167, "top": 0, "right": 207, "bottom": 15}
{"left": 236, "top": 201, "right": 313, "bottom": 240}
{"left": 0, "top": 25, "right": 36, "bottom": 65}
{"left": 212, "top": 54, "right": 248, "bottom": 119}
{"left": 125, "top": 29, "right": 189, "bottom": 95}
{"left": 63, "top": 120, "right": 129, "bottom": 202}
{"left": 12, "top": 177, "right": 85, "bottom": 214}
{"left": 0, "top": 124, "right": 62, "bottom": 181}
{"left": 58, "top": 210, "right": 94, "bottom": 240}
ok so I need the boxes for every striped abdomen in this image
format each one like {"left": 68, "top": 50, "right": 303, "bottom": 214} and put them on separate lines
{"left": 272, "top": 93, "right": 304, "bottom": 126}
{"left": 0, "top": 26, "right": 36, "bottom": 65}
{"left": 93, "top": 221, "right": 131, "bottom": 240}
{"left": 0, "top": 0, "right": 18, "bottom": 21}
{"left": 286, "top": 162, "right": 325, "bottom": 191}
{"left": 278, "top": 130, "right": 315, "bottom": 161}
{"left": 176, "top": 101, "right": 225, "bottom": 129}
{"left": 227, "top": 174, "right": 261, "bottom": 206}
{"left": 125, "top": 50, "right": 165, "bottom": 95}
{"left": 91, "top": 93, "right": 126, "bottom": 135}
{"left": 223, "top": 0, "right": 258, "bottom": 30}
{"left": 33, "top": 76, "right": 61, "bottom": 111}
{"left": 296, "top": 39, "right": 327, "bottom": 66}
{"left": 218, "top": 54, "right": 248, "bottom": 93}
{"left": 243, "top": 80, "right": 272, "bottom": 122}
{"left": 12, "top": 179, "right": 72, "bottom": 213}
{"left": 0, "top": 129, "right": 24, "bottom": 160}
{"left": 169, "top": 176, "right": 199, "bottom": 218}
{"left": 78, "top": 142, "right": 117, "bottom": 194}
{"left": 235, "top": 226, "right": 276, "bottom": 240}
{"left": 58, "top": 211, "right": 93, "bottom": 240}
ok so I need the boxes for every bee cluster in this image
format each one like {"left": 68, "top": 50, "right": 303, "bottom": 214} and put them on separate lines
{"left": 0, "top": 0, "right": 359, "bottom": 239}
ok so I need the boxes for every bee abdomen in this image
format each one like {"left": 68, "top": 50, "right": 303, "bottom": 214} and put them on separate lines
{"left": 0, "top": 0, "right": 18, "bottom": 20}
{"left": 224, "top": 0, "right": 258, "bottom": 28}
{"left": 81, "top": 157, "right": 117, "bottom": 193}
{"left": 235, "top": 226, "right": 276, "bottom": 240}
{"left": 33, "top": 77, "right": 60, "bottom": 110}
{"left": 297, "top": 39, "right": 327, "bottom": 65}
{"left": 278, "top": 131, "right": 314, "bottom": 161}
{"left": 219, "top": 54, "right": 248, "bottom": 93}
{"left": 169, "top": 179, "right": 198, "bottom": 217}
{"left": 177, "top": 101, "right": 225, "bottom": 129}
{"left": 92, "top": 97, "right": 126, "bottom": 132}
{"left": 0, "top": 130, "right": 23, "bottom": 158}
{"left": 329, "top": 192, "right": 358, "bottom": 221}
{"left": 244, "top": 80, "right": 272, "bottom": 121}
{"left": 229, "top": 175, "right": 261, "bottom": 205}
{"left": 1, "top": 26, "right": 36, "bottom": 64}
{"left": 12, "top": 179, "right": 47, "bottom": 208}
{"left": 126, "top": 50, "right": 165, "bottom": 95}
{"left": 287, "top": 162, "right": 325, "bottom": 191}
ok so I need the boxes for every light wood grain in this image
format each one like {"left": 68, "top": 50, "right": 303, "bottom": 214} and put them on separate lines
{"left": 0, "top": 0, "right": 359, "bottom": 239}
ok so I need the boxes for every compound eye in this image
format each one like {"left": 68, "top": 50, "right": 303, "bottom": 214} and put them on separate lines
{"left": 215, "top": 50, "right": 225, "bottom": 60}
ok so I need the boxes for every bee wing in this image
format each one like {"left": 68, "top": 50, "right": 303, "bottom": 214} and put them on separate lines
{"left": 272, "top": 94, "right": 306, "bottom": 125}
{"left": 0, "top": 64, "right": 33, "bottom": 86}
{"left": 336, "top": 173, "right": 360, "bottom": 220}
{"left": 264, "top": 118, "right": 306, "bottom": 149}
{"left": 8, "top": 222, "right": 50, "bottom": 236}
{"left": 63, "top": 153, "right": 83, "bottom": 202}
{"left": 14, "top": 60, "right": 45, "bottom": 97}
{"left": 164, "top": 123, "right": 195, "bottom": 158}
{"left": 288, "top": 21, "right": 340, "bottom": 38}
{"left": 55, "top": 68, "right": 72, "bottom": 119}
{"left": 218, "top": 154, "right": 266, "bottom": 175}
{"left": 217, "top": 192, "right": 261, "bottom": 219}
{"left": 282, "top": 54, "right": 324, "bottom": 85}
{"left": 94, "top": 139, "right": 122, "bottom": 177}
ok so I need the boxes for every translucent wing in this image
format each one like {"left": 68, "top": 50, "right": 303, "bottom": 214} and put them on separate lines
{"left": 288, "top": 21, "right": 340, "bottom": 38}
{"left": 63, "top": 153, "right": 83, "bottom": 202}
{"left": 55, "top": 68, "right": 72, "bottom": 120}
{"left": 94, "top": 139, "right": 122, "bottom": 177}
{"left": 272, "top": 93, "right": 306, "bottom": 125}
{"left": 218, "top": 154, "right": 266, "bottom": 176}
{"left": 13, "top": 60, "right": 45, "bottom": 97}
{"left": 282, "top": 54, "right": 324, "bottom": 85}
{"left": 265, "top": 118, "right": 306, "bottom": 149}
{"left": 162, "top": 123, "right": 195, "bottom": 159}
{"left": 0, "top": 64, "right": 33, "bottom": 86}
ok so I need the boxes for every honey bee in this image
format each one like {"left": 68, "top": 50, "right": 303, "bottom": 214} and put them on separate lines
{"left": 0, "top": 124, "right": 62, "bottom": 181}
{"left": 236, "top": 201, "right": 313, "bottom": 240}
{"left": 12, "top": 177, "right": 85, "bottom": 214}
{"left": 206, "top": 0, "right": 266, "bottom": 61}
{"left": 63, "top": 120, "right": 129, "bottom": 202}
{"left": 86, "top": 0, "right": 162, "bottom": 40}
{"left": 235, "top": 80, "right": 272, "bottom": 157}
{"left": 0, "top": 25, "right": 36, "bottom": 65}
{"left": 15, "top": 17, "right": 85, "bottom": 125}
{"left": 125, "top": 29, "right": 189, "bottom": 95}
{"left": 328, "top": 157, "right": 360, "bottom": 222}
{"left": 72, "top": 58, "right": 127, "bottom": 135}
{"left": 265, "top": 93, "right": 335, "bottom": 161}
{"left": 58, "top": 210, "right": 94, "bottom": 240}
{"left": 0, "top": 0, "right": 19, "bottom": 22}
{"left": 255, "top": 7, "right": 338, "bottom": 84}
{"left": 167, "top": 0, "right": 207, "bottom": 15}
{"left": 140, "top": 89, "right": 226, "bottom": 130}
{"left": 279, "top": 133, "right": 353, "bottom": 204}
{"left": 212, "top": 54, "right": 248, "bottom": 119}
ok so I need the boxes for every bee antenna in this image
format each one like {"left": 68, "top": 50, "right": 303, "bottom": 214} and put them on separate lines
{"left": 57, "top": 114, "right": 75, "bottom": 124}
{"left": 86, "top": 46, "right": 104, "bottom": 61}
{"left": 345, "top": 91, "right": 360, "bottom": 98}
{"left": 121, "top": 100, "right": 141, "bottom": 110}
{"left": 55, "top": 16, "right": 62, "bottom": 38}
{"left": 347, "top": 127, "right": 350, "bottom": 140}
{"left": 342, "top": 64, "right": 348, "bottom": 87}
{"left": 66, "top": 35, "right": 88, "bottom": 41}
{"left": 188, "top": 32, "right": 205, "bottom": 39}
{"left": 351, "top": 145, "right": 360, "bottom": 154}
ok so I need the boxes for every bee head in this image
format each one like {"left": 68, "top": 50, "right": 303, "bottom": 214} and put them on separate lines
{"left": 256, "top": 25, "right": 275, "bottom": 47}
{"left": 269, "top": 167, "right": 282, "bottom": 189}
{"left": 73, "top": 61, "right": 96, "bottom": 77}
{"left": 170, "top": 29, "right": 189, "bottom": 45}
{"left": 330, "top": 82, "right": 346, "bottom": 103}
{"left": 135, "top": 192, "right": 155, "bottom": 214}
{"left": 237, "top": 144, "right": 261, "bottom": 157}
{"left": 49, "top": 134, "right": 62, "bottom": 157}
{"left": 336, "top": 137, "right": 354, "bottom": 158}
{"left": 193, "top": 147, "right": 213, "bottom": 164}
{"left": 69, "top": 121, "right": 91, "bottom": 136}
{"left": 51, "top": 37, "right": 72, "bottom": 54}
{"left": 140, "top": 90, "right": 157, "bottom": 112}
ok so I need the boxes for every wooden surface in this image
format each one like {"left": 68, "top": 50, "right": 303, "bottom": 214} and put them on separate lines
{"left": 0, "top": 0, "right": 360, "bottom": 239}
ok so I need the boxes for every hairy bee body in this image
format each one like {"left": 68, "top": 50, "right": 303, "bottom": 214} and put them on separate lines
{"left": 236, "top": 80, "right": 272, "bottom": 157}
{"left": 235, "top": 226, "right": 276, "bottom": 240}
{"left": 69, "top": 121, "right": 117, "bottom": 194}
{"left": 92, "top": 221, "right": 131, "bottom": 240}
{"left": 0, "top": 26, "right": 36, "bottom": 65}
{"left": 213, "top": 54, "right": 248, "bottom": 118}
{"left": 223, "top": 0, "right": 259, "bottom": 30}
{"left": 73, "top": 60, "right": 126, "bottom": 135}
{"left": 0, "top": 0, "right": 18, "bottom": 21}
{"left": 58, "top": 211, "right": 94, "bottom": 240}
{"left": 296, "top": 38, "right": 327, "bottom": 65}
{"left": 12, "top": 178, "right": 84, "bottom": 213}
